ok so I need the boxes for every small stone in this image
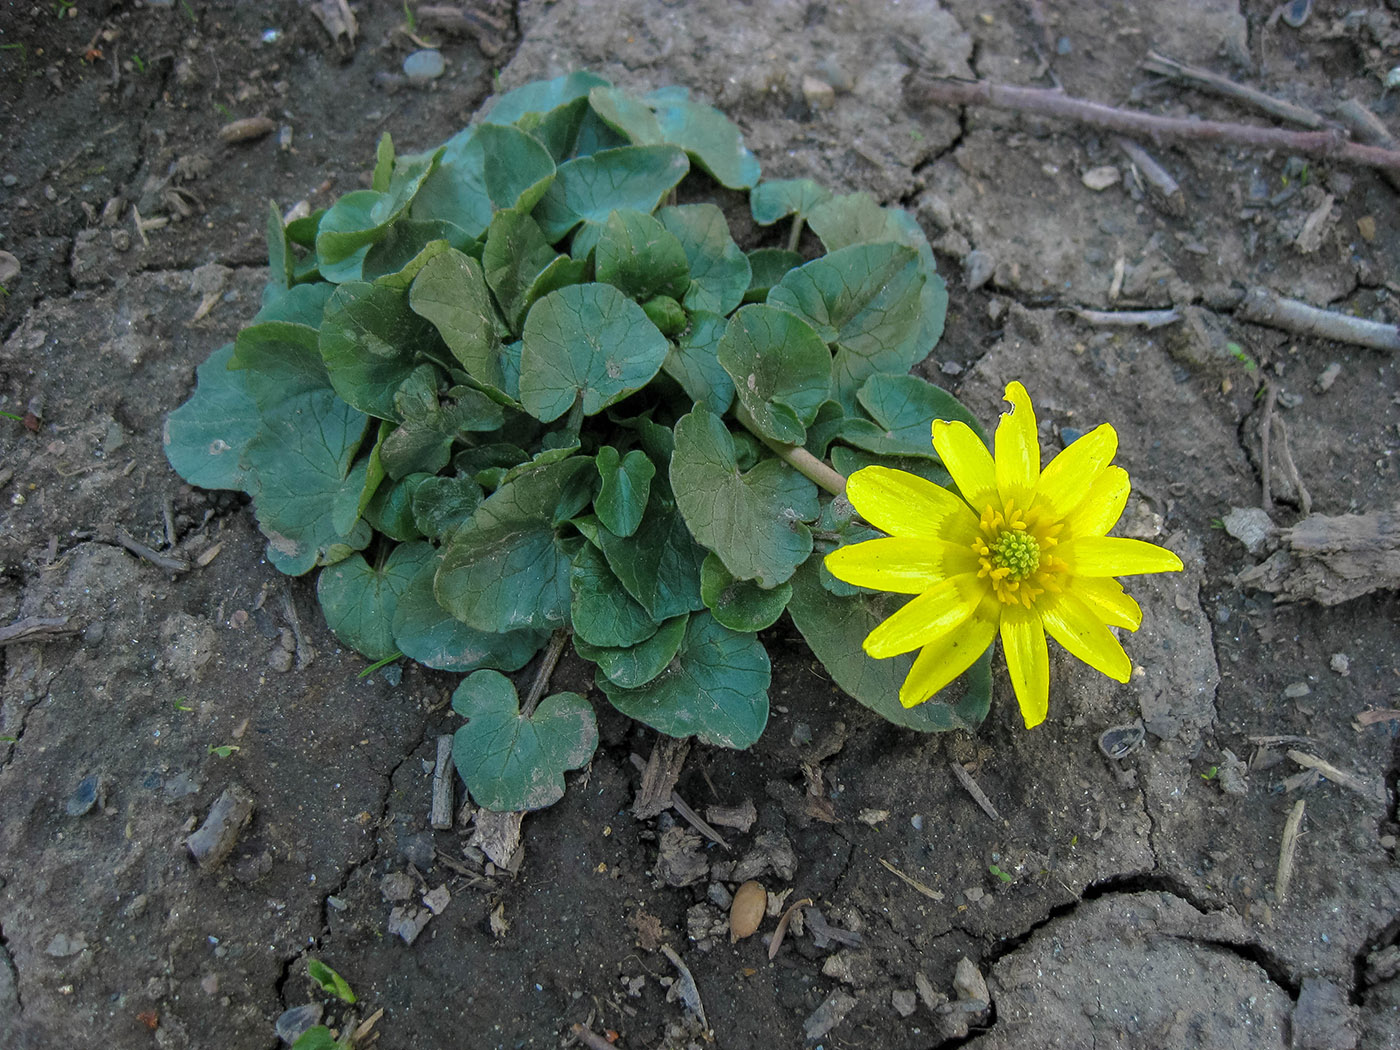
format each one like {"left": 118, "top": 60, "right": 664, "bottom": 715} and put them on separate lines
{"left": 201, "top": 974, "right": 219, "bottom": 995}
{"left": 65, "top": 774, "right": 100, "bottom": 817}
{"left": 802, "top": 75, "right": 836, "bottom": 111}
{"left": 1081, "top": 166, "right": 1121, "bottom": 191}
{"left": 939, "top": 360, "right": 963, "bottom": 376}
{"left": 1221, "top": 506, "right": 1275, "bottom": 556}
{"left": 44, "top": 933, "right": 88, "bottom": 957}
{"left": 1, "top": 174, "right": 17, "bottom": 187}
{"left": 1292, "top": 977, "right": 1359, "bottom": 1050}
{"left": 1330, "top": 653, "right": 1350, "bottom": 676}
{"left": 1356, "top": 215, "right": 1376, "bottom": 242}
{"left": 380, "top": 871, "right": 415, "bottom": 902}
{"left": 110, "top": 229, "right": 131, "bottom": 252}
{"left": 892, "top": 988, "right": 917, "bottom": 1017}
{"left": 0, "top": 250, "right": 20, "bottom": 285}
{"left": 422, "top": 884, "right": 451, "bottom": 915}
{"left": 952, "top": 956, "right": 989, "bottom": 1002}
{"left": 963, "top": 249, "right": 995, "bottom": 291}
{"left": 963, "top": 886, "right": 984, "bottom": 903}
{"left": 803, "top": 991, "right": 858, "bottom": 1041}
{"left": 185, "top": 784, "right": 255, "bottom": 872}
{"left": 387, "top": 905, "right": 432, "bottom": 944}
{"left": 403, "top": 49, "right": 445, "bottom": 82}
{"left": 275, "top": 1003, "right": 323, "bottom": 1045}
{"left": 1316, "top": 362, "right": 1341, "bottom": 392}
{"left": 1284, "top": 682, "right": 1312, "bottom": 699}
{"left": 268, "top": 647, "right": 294, "bottom": 672}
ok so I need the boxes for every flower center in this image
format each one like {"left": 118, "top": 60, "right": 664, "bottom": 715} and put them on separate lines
{"left": 972, "top": 500, "right": 1064, "bottom": 608}
{"left": 990, "top": 530, "right": 1040, "bottom": 581}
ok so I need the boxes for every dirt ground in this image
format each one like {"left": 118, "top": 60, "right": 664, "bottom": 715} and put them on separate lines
{"left": 2, "top": 1, "right": 1399, "bottom": 1048}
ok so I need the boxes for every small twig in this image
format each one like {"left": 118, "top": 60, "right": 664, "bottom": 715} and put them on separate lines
{"left": 767, "top": 897, "right": 814, "bottom": 960}
{"left": 627, "top": 753, "right": 729, "bottom": 849}
{"left": 633, "top": 737, "right": 691, "bottom": 819}
{"left": 162, "top": 497, "right": 178, "bottom": 549}
{"left": 1272, "top": 415, "right": 1312, "bottom": 516}
{"left": 0, "top": 616, "right": 77, "bottom": 645}
{"left": 116, "top": 528, "right": 189, "bottom": 573}
{"left": 948, "top": 759, "right": 1008, "bottom": 827}
{"left": 1286, "top": 749, "right": 1385, "bottom": 803}
{"left": 904, "top": 75, "right": 1400, "bottom": 175}
{"left": 1115, "top": 138, "right": 1185, "bottom": 216}
{"left": 569, "top": 1024, "right": 618, "bottom": 1050}
{"left": 878, "top": 858, "right": 944, "bottom": 901}
{"left": 1236, "top": 286, "right": 1400, "bottom": 352}
{"left": 1259, "top": 383, "right": 1278, "bottom": 514}
{"left": 1355, "top": 709, "right": 1400, "bottom": 727}
{"left": 1274, "top": 799, "right": 1305, "bottom": 905}
{"left": 1333, "top": 98, "right": 1400, "bottom": 193}
{"left": 430, "top": 735, "right": 454, "bottom": 831}
{"left": 521, "top": 628, "right": 570, "bottom": 718}
{"left": 279, "top": 590, "right": 315, "bottom": 670}
{"left": 1141, "top": 51, "right": 1327, "bottom": 129}
{"left": 1068, "top": 307, "right": 1181, "bottom": 329}
{"left": 660, "top": 945, "right": 709, "bottom": 1033}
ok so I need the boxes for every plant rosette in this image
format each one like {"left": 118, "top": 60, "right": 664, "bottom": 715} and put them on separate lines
{"left": 165, "top": 73, "right": 1175, "bottom": 814}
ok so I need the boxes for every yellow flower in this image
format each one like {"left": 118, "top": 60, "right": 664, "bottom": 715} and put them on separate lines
{"left": 823, "top": 381, "right": 1183, "bottom": 728}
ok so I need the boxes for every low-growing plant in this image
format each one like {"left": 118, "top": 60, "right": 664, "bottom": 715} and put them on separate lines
{"left": 166, "top": 73, "right": 1153, "bottom": 812}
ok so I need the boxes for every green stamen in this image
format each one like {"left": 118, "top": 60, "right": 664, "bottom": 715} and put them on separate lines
{"left": 991, "top": 531, "right": 1040, "bottom": 580}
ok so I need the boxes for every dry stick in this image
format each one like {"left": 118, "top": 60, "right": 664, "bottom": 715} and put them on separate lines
{"left": 903, "top": 75, "right": 1400, "bottom": 175}
{"left": 521, "top": 628, "right": 570, "bottom": 718}
{"left": 1274, "top": 799, "right": 1305, "bottom": 905}
{"left": 627, "top": 753, "right": 729, "bottom": 849}
{"left": 1141, "top": 50, "right": 1327, "bottom": 129}
{"left": 1286, "top": 749, "right": 1384, "bottom": 803}
{"left": 1259, "top": 383, "right": 1278, "bottom": 514}
{"left": 430, "top": 735, "right": 455, "bottom": 831}
{"left": 1069, "top": 307, "right": 1181, "bottom": 329}
{"left": 0, "top": 616, "right": 76, "bottom": 645}
{"left": 1273, "top": 415, "right": 1313, "bottom": 516}
{"left": 1236, "top": 287, "right": 1400, "bottom": 352}
{"left": 1334, "top": 98, "right": 1400, "bottom": 193}
{"left": 948, "top": 759, "right": 1009, "bottom": 827}
{"left": 115, "top": 528, "right": 190, "bottom": 574}
{"left": 1115, "top": 137, "right": 1185, "bottom": 215}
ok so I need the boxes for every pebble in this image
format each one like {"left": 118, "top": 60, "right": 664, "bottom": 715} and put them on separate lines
{"left": 1315, "top": 362, "right": 1341, "bottom": 392}
{"left": 953, "top": 957, "right": 989, "bottom": 1002}
{"left": 275, "top": 1003, "right": 323, "bottom": 1045}
{"left": 1081, "top": 166, "right": 1121, "bottom": 191}
{"left": 963, "top": 249, "right": 995, "bottom": 291}
{"left": 65, "top": 774, "right": 101, "bottom": 816}
{"left": 403, "top": 49, "right": 445, "bottom": 82}
{"left": 0, "top": 250, "right": 20, "bottom": 285}
{"left": 1284, "top": 682, "right": 1312, "bottom": 699}
{"left": 1, "top": 174, "right": 16, "bottom": 187}
{"left": 802, "top": 75, "right": 836, "bottom": 111}
{"left": 45, "top": 932, "right": 88, "bottom": 957}
{"left": 892, "top": 988, "right": 918, "bottom": 1017}
{"left": 1329, "top": 653, "right": 1350, "bottom": 676}
{"left": 185, "top": 784, "right": 255, "bottom": 871}
{"left": 1357, "top": 216, "right": 1376, "bottom": 242}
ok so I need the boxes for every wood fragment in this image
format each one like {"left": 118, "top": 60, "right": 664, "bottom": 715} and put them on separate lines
{"left": 279, "top": 590, "right": 315, "bottom": 670}
{"left": 0, "top": 616, "right": 76, "bottom": 645}
{"left": 1115, "top": 138, "right": 1185, "bottom": 215}
{"left": 1069, "top": 307, "right": 1181, "bottom": 329}
{"left": 627, "top": 753, "right": 729, "bottom": 849}
{"left": 570, "top": 1024, "right": 618, "bottom": 1050}
{"left": 1236, "top": 287, "right": 1400, "bottom": 352}
{"left": 116, "top": 529, "right": 189, "bottom": 574}
{"left": 521, "top": 629, "right": 569, "bottom": 718}
{"left": 1272, "top": 415, "right": 1312, "bottom": 516}
{"left": 879, "top": 858, "right": 944, "bottom": 901}
{"left": 1286, "top": 749, "right": 1385, "bottom": 803}
{"left": 948, "top": 760, "right": 1008, "bottom": 826}
{"left": 1334, "top": 98, "right": 1400, "bottom": 193}
{"left": 1235, "top": 504, "right": 1400, "bottom": 605}
{"left": 1354, "top": 709, "right": 1400, "bottom": 727}
{"left": 430, "top": 735, "right": 454, "bottom": 830}
{"left": 1274, "top": 799, "right": 1305, "bottom": 905}
{"left": 1141, "top": 51, "right": 1327, "bottom": 129}
{"left": 217, "top": 116, "right": 277, "bottom": 144}
{"left": 351, "top": 1007, "right": 385, "bottom": 1043}
{"left": 903, "top": 75, "right": 1400, "bottom": 175}
{"left": 633, "top": 737, "right": 691, "bottom": 819}
{"left": 1259, "top": 383, "right": 1278, "bottom": 514}
{"left": 705, "top": 799, "right": 758, "bottom": 832}
{"left": 660, "top": 945, "right": 709, "bottom": 1032}
{"left": 470, "top": 809, "right": 524, "bottom": 869}
{"left": 195, "top": 542, "right": 223, "bottom": 568}
{"left": 767, "top": 897, "right": 814, "bottom": 960}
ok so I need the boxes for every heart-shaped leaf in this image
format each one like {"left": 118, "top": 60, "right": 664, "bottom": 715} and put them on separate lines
{"left": 532, "top": 145, "right": 689, "bottom": 242}
{"left": 483, "top": 208, "right": 588, "bottom": 334}
{"left": 650, "top": 97, "right": 761, "bottom": 190}
{"left": 411, "top": 124, "right": 556, "bottom": 240}
{"left": 595, "top": 209, "right": 690, "bottom": 303}
{"left": 699, "top": 552, "right": 791, "bottom": 633}
{"left": 717, "top": 304, "right": 831, "bottom": 445}
{"left": 164, "top": 343, "right": 260, "bottom": 493}
{"left": 451, "top": 670, "right": 598, "bottom": 812}
{"left": 657, "top": 204, "right": 751, "bottom": 316}
{"left": 574, "top": 613, "right": 688, "bottom": 689}
{"left": 321, "top": 278, "right": 445, "bottom": 420}
{"left": 409, "top": 247, "right": 514, "bottom": 401}
{"left": 317, "top": 541, "right": 434, "bottom": 660}
{"left": 393, "top": 556, "right": 545, "bottom": 672}
{"left": 749, "top": 178, "right": 833, "bottom": 225}
{"left": 570, "top": 543, "right": 659, "bottom": 648}
{"left": 593, "top": 445, "right": 655, "bottom": 538}
{"left": 663, "top": 311, "right": 734, "bottom": 414}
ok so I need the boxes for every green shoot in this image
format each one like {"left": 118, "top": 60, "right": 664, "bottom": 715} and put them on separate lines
{"left": 0, "top": 410, "right": 22, "bottom": 422}
{"left": 989, "top": 864, "right": 1013, "bottom": 883}
{"left": 1225, "top": 342, "right": 1257, "bottom": 372}
{"left": 402, "top": 1, "right": 416, "bottom": 31}
{"left": 131, "top": 54, "right": 147, "bottom": 74}
{"left": 207, "top": 744, "right": 240, "bottom": 758}
{"left": 173, "top": 697, "right": 193, "bottom": 712}
{"left": 358, "top": 652, "right": 402, "bottom": 679}
{"left": 307, "top": 959, "right": 357, "bottom": 1004}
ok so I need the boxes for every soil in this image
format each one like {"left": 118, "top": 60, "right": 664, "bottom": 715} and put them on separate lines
{"left": 2, "top": 1, "right": 1399, "bottom": 1048}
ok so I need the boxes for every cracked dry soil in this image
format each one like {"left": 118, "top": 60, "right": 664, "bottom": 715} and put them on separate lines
{"left": 2, "top": 1, "right": 1399, "bottom": 1048}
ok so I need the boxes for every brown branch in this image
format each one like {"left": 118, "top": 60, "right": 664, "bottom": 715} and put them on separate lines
{"left": 1142, "top": 51, "right": 1327, "bottom": 129}
{"left": 521, "top": 629, "right": 570, "bottom": 718}
{"left": 904, "top": 75, "right": 1400, "bottom": 175}
{"left": 1236, "top": 287, "right": 1400, "bottom": 352}
{"left": 0, "top": 616, "right": 77, "bottom": 645}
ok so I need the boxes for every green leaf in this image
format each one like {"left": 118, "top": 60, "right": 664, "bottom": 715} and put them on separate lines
{"left": 717, "top": 304, "right": 831, "bottom": 444}
{"left": 595, "top": 209, "right": 690, "bottom": 302}
{"left": 519, "top": 283, "right": 669, "bottom": 423}
{"left": 164, "top": 343, "right": 260, "bottom": 493}
{"left": 857, "top": 372, "right": 990, "bottom": 448}
{"left": 570, "top": 542, "right": 659, "bottom": 648}
{"left": 229, "top": 319, "right": 330, "bottom": 411}
{"left": 291, "top": 1027, "right": 344, "bottom": 1050}
{"left": 589, "top": 494, "right": 706, "bottom": 622}
{"left": 244, "top": 391, "right": 372, "bottom": 575}
{"left": 767, "top": 242, "right": 925, "bottom": 408}
{"left": 411, "top": 124, "right": 557, "bottom": 240}
{"left": 699, "top": 552, "right": 791, "bottom": 633}
{"left": 315, "top": 153, "right": 440, "bottom": 282}
{"left": 451, "top": 670, "right": 598, "bottom": 812}
{"left": 663, "top": 311, "right": 734, "bottom": 413}
{"left": 811, "top": 493, "right": 880, "bottom": 597}
{"left": 597, "top": 612, "right": 769, "bottom": 748}
{"left": 410, "top": 474, "right": 483, "bottom": 538}
{"left": 252, "top": 281, "right": 334, "bottom": 327}
{"left": 317, "top": 542, "right": 433, "bottom": 661}
{"left": 787, "top": 558, "right": 991, "bottom": 732}
{"left": 266, "top": 201, "right": 294, "bottom": 290}
{"left": 363, "top": 472, "right": 430, "bottom": 541}
{"left": 588, "top": 86, "right": 663, "bottom": 144}
{"left": 379, "top": 367, "right": 504, "bottom": 479}
{"left": 574, "top": 613, "right": 688, "bottom": 689}
{"left": 483, "top": 208, "right": 587, "bottom": 333}
{"left": 409, "top": 247, "right": 513, "bottom": 400}
{"left": 641, "top": 295, "right": 686, "bottom": 336}
{"left": 593, "top": 445, "right": 654, "bottom": 537}
{"left": 362, "top": 220, "right": 474, "bottom": 283}
{"left": 393, "top": 556, "right": 545, "bottom": 672}
{"left": 671, "top": 404, "right": 819, "bottom": 587}
{"left": 750, "top": 178, "right": 833, "bottom": 225}
{"left": 434, "top": 456, "right": 594, "bottom": 632}
{"left": 657, "top": 204, "right": 751, "bottom": 316}
{"left": 745, "top": 247, "right": 804, "bottom": 301}
{"left": 482, "top": 72, "right": 611, "bottom": 135}
{"left": 307, "top": 958, "right": 357, "bottom": 1005}
{"left": 650, "top": 97, "right": 761, "bottom": 190}
{"left": 371, "top": 132, "right": 395, "bottom": 193}
{"left": 320, "top": 279, "right": 444, "bottom": 420}
{"left": 532, "top": 146, "right": 689, "bottom": 242}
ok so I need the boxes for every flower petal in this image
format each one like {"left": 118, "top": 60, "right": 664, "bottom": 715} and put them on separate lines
{"left": 932, "top": 420, "right": 997, "bottom": 510}
{"left": 1001, "top": 610, "right": 1049, "bottom": 729}
{"left": 825, "top": 536, "right": 979, "bottom": 595}
{"left": 1069, "top": 576, "right": 1142, "bottom": 631}
{"left": 1039, "top": 592, "right": 1133, "bottom": 682}
{"left": 994, "top": 381, "right": 1040, "bottom": 502}
{"left": 899, "top": 616, "right": 998, "bottom": 707}
{"left": 1060, "top": 536, "right": 1184, "bottom": 577}
{"left": 1035, "top": 423, "right": 1117, "bottom": 521}
{"left": 1061, "top": 466, "right": 1129, "bottom": 540}
{"left": 863, "top": 573, "right": 984, "bottom": 659}
{"left": 844, "top": 466, "right": 980, "bottom": 544}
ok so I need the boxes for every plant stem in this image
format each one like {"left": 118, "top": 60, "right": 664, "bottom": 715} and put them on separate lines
{"left": 786, "top": 214, "right": 806, "bottom": 253}
{"left": 732, "top": 403, "right": 847, "bottom": 497}
{"left": 521, "top": 628, "right": 570, "bottom": 718}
